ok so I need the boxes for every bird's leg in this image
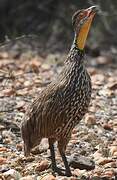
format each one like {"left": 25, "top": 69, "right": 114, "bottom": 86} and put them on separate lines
{"left": 48, "top": 138, "right": 57, "bottom": 171}
{"left": 59, "top": 150, "right": 72, "bottom": 177}
{"left": 58, "top": 136, "right": 72, "bottom": 177}
{"left": 48, "top": 138, "right": 64, "bottom": 175}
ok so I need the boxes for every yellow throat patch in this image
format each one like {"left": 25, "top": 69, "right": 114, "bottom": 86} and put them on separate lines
{"left": 76, "top": 14, "right": 95, "bottom": 50}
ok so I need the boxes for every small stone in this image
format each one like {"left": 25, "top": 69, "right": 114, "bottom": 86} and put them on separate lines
{"left": 31, "top": 139, "right": 48, "bottom": 155}
{"left": 16, "top": 143, "right": 23, "bottom": 151}
{"left": 102, "top": 170, "right": 115, "bottom": 178}
{"left": 103, "top": 123, "right": 113, "bottom": 131}
{"left": 3, "top": 88, "right": 16, "bottom": 96}
{"left": 3, "top": 169, "right": 21, "bottom": 180}
{"left": 41, "top": 138, "right": 49, "bottom": 150}
{"left": 109, "top": 146, "right": 117, "bottom": 156}
{"left": 0, "top": 157, "right": 7, "bottom": 165}
{"left": 16, "top": 101, "right": 25, "bottom": 111}
{"left": 31, "top": 146, "right": 41, "bottom": 155}
{"left": 104, "top": 161, "right": 117, "bottom": 168}
{"left": 97, "top": 158, "right": 113, "bottom": 165}
{"left": 3, "top": 138, "right": 12, "bottom": 144}
{"left": 20, "top": 175, "right": 35, "bottom": 180}
{"left": 24, "top": 80, "right": 31, "bottom": 86}
{"left": 0, "top": 52, "right": 9, "bottom": 59}
{"left": 88, "top": 67, "right": 97, "bottom": 75}
{"left": 93, "top": 150, "right": 102, "bottom": 161}
{"left": 88, "top": 106, "right": 96, "bottom": 113}
{"left": 73, "top": 169, "right": 86, "bottom": 177}
{"left": 2, "top": 130, "right": 15, "bottom": 140}
{"left": 92, "top": 169, "right": 102, "bottom": 177}
{"left": 0, "top": 166, "right": 10, "bottom": 173}
{"left": 70, "top": 139, "right": 77, "bottom": 144}
{"left": 69, "top": 155, "right": 95, "bottom": 170}
{"left": 85, "top": 114, "right": 96, "bottom": 126}
{"left": 35, "top": 160, "right": 49, "bottom": 172}
{"left": 108, "top": 82, "right": 117, "bottom": 90}
{"left": 113, "top": 127, "right": 117, "bottom": 133}
{"left": 96, "top": 56, "right": 112, "bottom": 65}
{"left": 0, "top": 125, "right": 5, "bottom": 131}
{"left": 113, "top": 151, "right": 117, "bottom": 157}
{"left": 71, "top": 133, "right": 77, "bottom": 139}
{"left": 42, "top": 63, "right": 50, "bottom": 71}
{"left": 0, "top": 174, "right": 5, "bottom": 180}
{"left": 37, "top": 174, "right": 56, "bottom": 180}
{"left": 56, "top": 177, "right": 68, "bottom": 180}
{"left": 72, "top": 128, "right": 77, "bottom": 134}
{"left": 92, "top": 74, "right": 105, "bottom": 85}
{"left": 25, "top": 156, "right": 35, "bottom": 162}
{"left": 70, "top": 178, "right": 78, "bottom": 180}
{"left": 30, "top": 58, "right": 41, "bottom": 73}
{"left": 0, "top": 147, "right": 8, "bottom": 152}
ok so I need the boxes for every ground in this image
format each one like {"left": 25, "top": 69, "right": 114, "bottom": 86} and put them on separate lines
{"left": 0, "top": 45, "right": 117, "bottom": 180}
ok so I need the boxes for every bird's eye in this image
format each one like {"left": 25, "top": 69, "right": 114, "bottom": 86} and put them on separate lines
{"left": 79, "top": 12, "right": 84, "bottom": 18}
{"left": 79, "top": 12, "right": 86, "bottom": 20}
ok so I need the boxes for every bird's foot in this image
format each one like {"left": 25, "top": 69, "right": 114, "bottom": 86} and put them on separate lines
{"left": 65, "top": 169, "right": 72, "bottom": 177}
{"left": 51, "top": 165, "right": 72, "bottom": 177}
{"left": 51, "top": 165, "right": 65, "bottom": 176}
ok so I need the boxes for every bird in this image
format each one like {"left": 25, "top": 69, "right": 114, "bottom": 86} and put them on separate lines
{"left": 21, "top": 6, "right": 98, "bottom": 177}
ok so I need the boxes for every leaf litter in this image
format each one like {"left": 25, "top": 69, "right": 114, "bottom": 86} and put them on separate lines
{"left": 0, "top": 48, "right": 117, "bottom": 180}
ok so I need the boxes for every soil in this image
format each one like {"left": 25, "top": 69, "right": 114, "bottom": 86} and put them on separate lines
{"left": 0, "top": 43, "right": 117, "bottom": 180}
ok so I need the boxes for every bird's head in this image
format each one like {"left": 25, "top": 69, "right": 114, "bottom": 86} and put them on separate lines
{"left": 72, "top": 6, "right": 98, "bottom": 50}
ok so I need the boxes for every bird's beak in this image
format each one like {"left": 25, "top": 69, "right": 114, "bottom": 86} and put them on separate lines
{"left": 76, "top": 6, "right": 98, "bottom": 50}
{"left": 86, "top": 6, "right": 98, "bottom": 18}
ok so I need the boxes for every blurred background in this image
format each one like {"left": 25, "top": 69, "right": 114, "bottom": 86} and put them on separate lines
{"left": 0, "top": 0, "right": 117, "bottom": 56}
{"left": 0, "top": 2, "right": 117, "bottom": 179}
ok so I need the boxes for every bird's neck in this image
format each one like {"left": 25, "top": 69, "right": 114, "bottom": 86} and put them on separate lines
{"left": 65, "top": 35, "right": 85, "bottom": 66}
{"left": 62, "top": 39, "right": 87, "bottom": 82}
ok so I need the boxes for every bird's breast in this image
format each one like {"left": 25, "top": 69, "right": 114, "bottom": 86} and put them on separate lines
{"left": 62, "top": 70, "right": 92, "bottom": 125}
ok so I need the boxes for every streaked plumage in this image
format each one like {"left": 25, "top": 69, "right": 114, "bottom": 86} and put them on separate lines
{"left": 21, "top": 6, "right": 97, "bottom": 176}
